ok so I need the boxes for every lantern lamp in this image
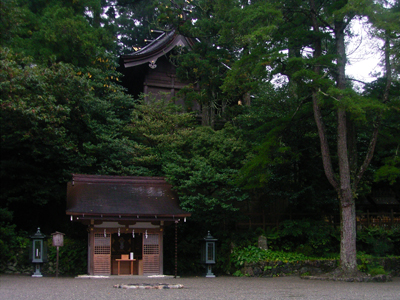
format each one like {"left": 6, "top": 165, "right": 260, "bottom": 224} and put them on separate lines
{"left": 29, "top": 227, "right": 47, "bottom": 277}
{"left": 200, "top": 231, "right": 217, "bottom": 277}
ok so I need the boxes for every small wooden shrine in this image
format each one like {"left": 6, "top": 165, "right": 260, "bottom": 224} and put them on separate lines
{"left": 66, "top": 174, "right": 190, "bottom": 276}
{"left": 119, "top": 29, "right": 199, "bottom": 111}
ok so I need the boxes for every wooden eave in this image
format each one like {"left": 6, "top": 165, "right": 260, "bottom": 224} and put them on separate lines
{"left": 120, "top": 30, "right": 195, "bottom": 68}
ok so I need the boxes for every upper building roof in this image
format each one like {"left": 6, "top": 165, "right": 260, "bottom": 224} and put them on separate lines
{"left": 66, "top": 174, "right": 190, "bottom": 221}
{"left": 120, "top": 29, "right": 195, "bottom": 68}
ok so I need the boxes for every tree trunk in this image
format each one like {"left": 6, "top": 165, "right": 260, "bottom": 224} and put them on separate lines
{"left": 335, "top": 21, "right": 357, "bottom": 274}
{"left": 309, "top": 0, "right": 358, "bottom": 274}
{"left": 340, "top": 191, "right": 357, "bottom": 273}
{"left": 338, "top": 108, "right": 357, "bottom": 274}
{"left": 347, "top": 117, "right": 358, "bottom": 176}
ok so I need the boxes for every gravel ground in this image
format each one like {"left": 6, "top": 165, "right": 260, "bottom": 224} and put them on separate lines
{"left": 1, "top": 274, "right": 399, "bottom": 300}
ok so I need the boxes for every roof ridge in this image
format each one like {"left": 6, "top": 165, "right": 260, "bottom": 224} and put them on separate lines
{"left": 71, "top": 174, "right": 167, "bottom": 184}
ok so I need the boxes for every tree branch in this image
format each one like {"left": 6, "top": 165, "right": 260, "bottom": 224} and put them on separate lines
{"left": 309, "top": 0, "right": 339, "bottom": 191}
{"left": 347, "top": 78, "right": 368, "bottom": 85}
{"left": 312, "top": 95, "right": 339, "bottom": 191}
{"left": 353, "top": 119, "right": 380, "bottom": 190}
{"left": 353, "top": 33, "right": 392, "bottom": 190}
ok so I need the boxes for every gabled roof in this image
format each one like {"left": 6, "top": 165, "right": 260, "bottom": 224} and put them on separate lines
{"left": 66, "top": 174, "right": 190, "bottom": 221}
{"left": 120, "top": 29, "right": 195, "bottom": 68}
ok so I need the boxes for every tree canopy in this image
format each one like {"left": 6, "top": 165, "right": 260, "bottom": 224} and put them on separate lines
{"left": 1, "top": 0, "right": 399, "bottom": 276}
{"left": 154, "top": 0, "right": 399, "bottom": 274}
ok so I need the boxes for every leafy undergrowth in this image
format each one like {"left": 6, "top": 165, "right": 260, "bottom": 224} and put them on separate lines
{"left": 231, "top": 245, "right": 314, "bottom": 268}
{"left": 230, "top": 245, "right": 399, "bottom": 277}
{"left": 357, "top": 252, "right": 392, "bottom": 276}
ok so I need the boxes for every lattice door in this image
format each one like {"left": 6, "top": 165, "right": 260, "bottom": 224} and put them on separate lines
{"left": 143, "top": 233, "right": 160, "bottom": 275}
{"left": 94, "top": 233, "right": 111, "bottom": 275}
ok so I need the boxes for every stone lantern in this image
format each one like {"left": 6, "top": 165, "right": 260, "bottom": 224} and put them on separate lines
{"left": 30, "top": 227, "right": 47, "bottom": 277}
{"left": 200, "top": 231, "right": 217, "bottom": 277}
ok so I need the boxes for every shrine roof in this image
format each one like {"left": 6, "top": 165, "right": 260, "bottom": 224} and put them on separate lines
{"left": 66, "top": 174, "right": 190, "bottom": 219}
{"left": 120, "top": 30, "right": 194, "bottom": 68}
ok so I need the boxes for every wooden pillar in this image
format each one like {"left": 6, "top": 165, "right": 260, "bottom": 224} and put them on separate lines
{"left": 159, "top": 228, "right": 164, "bottom": 275}
{"left": 174, "top": 220, "right": 178, "bottom": 278}
{"left": 88, "top": 227, "right": 94, "bottom": 275}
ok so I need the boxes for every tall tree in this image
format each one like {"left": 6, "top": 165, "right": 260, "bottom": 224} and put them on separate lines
{"left": 100, "top": 0, "right": 157, "bottom": 55}
{"left": 0, "top": 47, "right": 138, "bottom": 232}
{"left": 307, "top": 0, "right": 398, "bottom": 274}
{"left": 2, "top": 0, "right": 116, "bottom": 67}
{"left": 125, "top": 98, "right": 250, "bottom": 226}
{"left": 0, "top": 0, "right": 140, "bottom": 232}
{"left": 155, "top": 0, "right": 241, "bottom": 126}
{"left": 216, "top": 0, "right": 398, "bottom": 275}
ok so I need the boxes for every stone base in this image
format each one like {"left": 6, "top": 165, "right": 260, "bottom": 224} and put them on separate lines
{"left": 301, "top": 274, "right": 392, "bottom": 282}
{"left": 76, "top": 275, "right": 110, "bottom": 278}
{"left": 114, "top": 283, "right": 184, "bottom": 289}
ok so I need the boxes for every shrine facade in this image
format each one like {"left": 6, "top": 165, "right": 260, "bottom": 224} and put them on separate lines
{"left": 66, "top": 174, "right": 190, "bottom": 276}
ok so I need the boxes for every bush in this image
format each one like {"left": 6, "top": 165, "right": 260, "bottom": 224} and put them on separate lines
{"left": 230, "top": 245, "right": 310, "bottom": 271}
{"left": 357, "top": 253, "right": 388, "bottom": 276}
{"left": 0, "top": 209, "right": 30, "bottom": 270}
{"left": 44, "top": 237, "right": 87, "bottom": 275}
{"left": 0, "top": 223, "right": 29, "bottom": 262}
{"left": 264, "top": 219, "right": 340, "bottom": 256}
{"left": 357, "top": 226, "right": 400, "bottom": 257}
{"left": 260, "top": 220, "right": 399, "bottom": 258}
{"left": 215, "top": 229, "right": 263, "bottom": 274}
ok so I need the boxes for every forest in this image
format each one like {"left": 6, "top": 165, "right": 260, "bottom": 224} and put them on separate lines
{"left": 1, "top": 0, "right": 399, "bottom": 276}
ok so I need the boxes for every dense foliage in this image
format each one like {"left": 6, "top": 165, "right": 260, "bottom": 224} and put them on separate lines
{"left": 44, "top": 237, "right": 87, "bottom": 275}
{"left": 1, "top": 0, "right": 399, "bottom": 276}
{"left": 226, "top": 223, "right": 400, "bottom": 276}
{"left": 0, "top": 47, "right": 137, "bottom": 232}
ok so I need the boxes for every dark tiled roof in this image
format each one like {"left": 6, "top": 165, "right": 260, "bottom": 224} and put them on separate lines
{"left": 120, "top": 30, "right": 194, "bottom": 68}
{"left": 66, "top": 174, "right": 190, "bottom": 218}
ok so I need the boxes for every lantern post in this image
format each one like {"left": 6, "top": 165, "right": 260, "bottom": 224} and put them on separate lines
{"left": 200, "top": 231, "right": 217, "bottom": 277}
{"left": 30, "top": 227, "right": 47, "bottom": 277}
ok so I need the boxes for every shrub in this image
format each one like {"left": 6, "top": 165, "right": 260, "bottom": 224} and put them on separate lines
{"left": 45, "top": 237, "right": 87, "bottom": 275}
{"left": 0, "top": 209, "right": 30, "bottom": 270}
{"left": 264, "top": 219, "right": 340, "bottom": 256}
{"left": 357, "top": 226, "right": 400, "bottom": 257}
{"left": 230, "top": 245, "right": 310, "bottom": 270}
{"left": 357, "top": 253, "right": 388, "bottom": 276}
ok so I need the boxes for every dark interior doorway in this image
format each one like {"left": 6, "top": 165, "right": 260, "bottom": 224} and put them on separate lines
{"left": 111, "top": 232, "right": 143, "bottom": 275}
